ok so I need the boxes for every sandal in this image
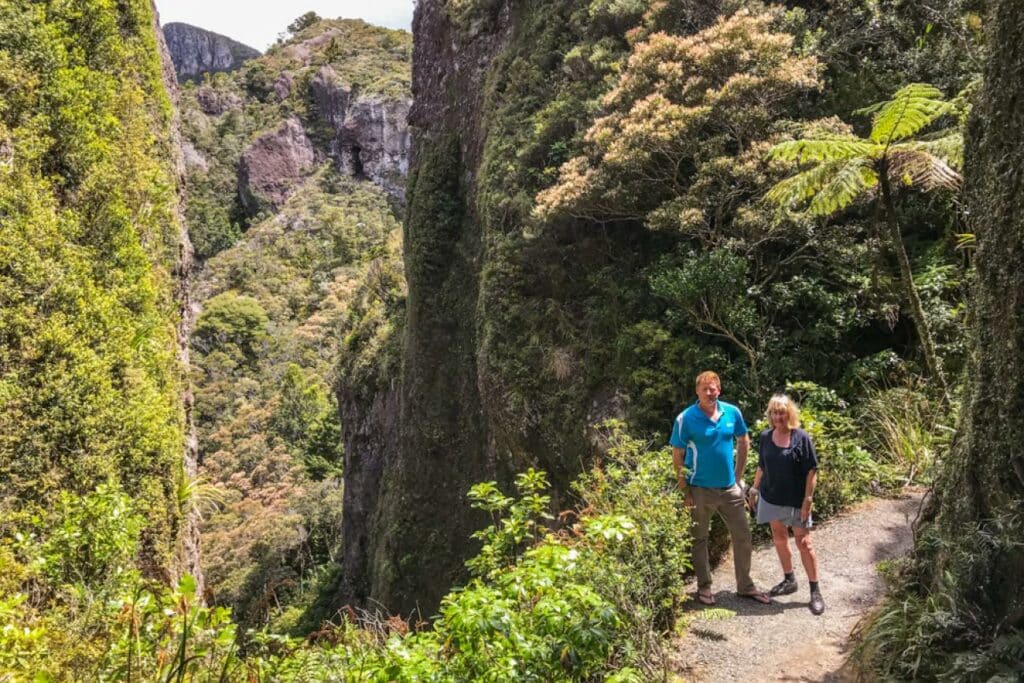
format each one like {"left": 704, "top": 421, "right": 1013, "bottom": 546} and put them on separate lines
{"left": 696, "top": 590, "right": 716, "bottom": 606}
{"left": 738, "top": 590, "right": 772, "bottom": 605}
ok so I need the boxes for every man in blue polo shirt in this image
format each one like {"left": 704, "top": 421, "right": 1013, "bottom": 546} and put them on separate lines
{"left": 670, "top": 371, "right": 770, "bottom": 605}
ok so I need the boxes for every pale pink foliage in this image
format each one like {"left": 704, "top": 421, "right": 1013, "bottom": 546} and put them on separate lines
{"left": 535, "top": 7, "right": 821, "bottom": 223}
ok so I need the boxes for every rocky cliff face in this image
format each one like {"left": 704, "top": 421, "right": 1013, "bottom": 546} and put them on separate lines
{"left": 340, "top": 0, "right": 513, "bottom": 615}
{"left": 153, "top": 5, "right": 203, "bottom": 596}
{"left": 310, "top": 66, "right": 411, "bottom": 200}
{"left": 237, "top": 117, "right": 316, "bottom": 214}
{"left": 163, "top": 22, "right": 260, "bottom": 81}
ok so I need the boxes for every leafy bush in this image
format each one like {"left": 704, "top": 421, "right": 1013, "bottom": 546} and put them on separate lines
{"left": 572, "top": 420, "right": 692, "bottom": 671}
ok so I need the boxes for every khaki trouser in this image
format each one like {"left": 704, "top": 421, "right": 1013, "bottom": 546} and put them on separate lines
{"left": 691, "top": 483, "right": 755, "bottom": 594}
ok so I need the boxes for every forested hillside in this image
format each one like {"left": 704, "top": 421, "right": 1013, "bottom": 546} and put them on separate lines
{"left": 175, "top": 17, "right": 410, "bottom": 629}
{"left": 0, "top": 0, "right": 192, "bottom": 670}
{"left": 2, "top": 0, "right": 1021, "bottom": 680}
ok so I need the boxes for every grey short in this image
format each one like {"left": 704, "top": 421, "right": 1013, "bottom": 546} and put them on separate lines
{"left": 757, "top": 496, "right": 813, "bottom": 529}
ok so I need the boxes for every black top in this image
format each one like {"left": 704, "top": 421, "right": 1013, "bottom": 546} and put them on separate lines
{"left": 757, "top": 428, "right": 818, "bottom": 508}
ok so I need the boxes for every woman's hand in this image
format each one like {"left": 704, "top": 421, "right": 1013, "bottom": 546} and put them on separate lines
{"left": 801, "top": 497, "right": 812, "bottom": 522}
{"left": 746, "top": 487, "right": 759, "bottom": 512}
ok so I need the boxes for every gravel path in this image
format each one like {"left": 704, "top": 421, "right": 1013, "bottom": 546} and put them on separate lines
{"left": 670, "top": 491, "right": 925, "bottom": 682}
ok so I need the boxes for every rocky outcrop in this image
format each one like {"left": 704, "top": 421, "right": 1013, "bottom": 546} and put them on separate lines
{"left": 163, "top": 22, "right": 260, "bottom": 81}
{"left": 194, "top": 85, "right": 243, "bottom": 116}
{"left": 237, "top": 117, "right": 315, "bottom": 215}
{"left": 309, "top": 66, "right": 411, "bottom": 200}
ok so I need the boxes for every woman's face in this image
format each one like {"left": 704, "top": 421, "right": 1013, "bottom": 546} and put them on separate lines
{"left": 770, "top": 407, "right": 790, "bottom": 430}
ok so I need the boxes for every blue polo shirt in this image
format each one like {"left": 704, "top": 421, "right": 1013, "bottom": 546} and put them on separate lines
{"left": 669, "top": 401, "right": 748, "bottom": 488}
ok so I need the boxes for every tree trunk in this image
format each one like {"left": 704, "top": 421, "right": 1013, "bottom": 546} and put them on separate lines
{"left": 862, "top": 2, "right": 1024, "bottom": 674}
{"left": 938, "top": 0, "right": 1024, "bottom": 609}
{"left": 877, "top": 163, "right": 952, "bottom": 407}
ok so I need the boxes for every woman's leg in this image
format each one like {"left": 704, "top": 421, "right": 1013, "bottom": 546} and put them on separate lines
{"left": 793, "top": 527, "right": 818, "bottom": 582}
{"left": 770, "top": 520, "right": 793, "bottom": 573}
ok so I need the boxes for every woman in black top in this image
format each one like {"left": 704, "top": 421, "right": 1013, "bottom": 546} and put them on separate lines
{"left": 747, "top": 394, "right": 824, "bottom": 615}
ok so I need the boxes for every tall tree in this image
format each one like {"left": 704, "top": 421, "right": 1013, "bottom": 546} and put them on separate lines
{"left": 858, "top": 2, "right": 1024, "bottom": 678}
{"left": 765, "top": 84, "right": 962, "bottom": 405}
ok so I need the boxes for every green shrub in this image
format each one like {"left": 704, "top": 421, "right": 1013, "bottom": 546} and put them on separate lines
{"left": 859, "top": 381, "right": 953, "bottom": 485}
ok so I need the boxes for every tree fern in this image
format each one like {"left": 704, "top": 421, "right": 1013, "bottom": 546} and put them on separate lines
{"left": 765, "top": 82, "right": 961, "bottom": 405}
{"left": 888, "top": 148, "right": 961, "bottom": 191}
{"left": 765, "top": 159, "right": 847, "bottom": 208}
{"left": 899, "top": 130, "right": 964, "bottom": 170}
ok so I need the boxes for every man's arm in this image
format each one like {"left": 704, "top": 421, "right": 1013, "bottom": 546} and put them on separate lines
{"left": 672, "top": 446, "right": 687, "bottom": 487}
{"left": 672, "top": 446, "right": 694, "bottom": 508}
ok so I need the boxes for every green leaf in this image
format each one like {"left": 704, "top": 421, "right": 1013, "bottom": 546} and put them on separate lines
{"left": 864, "top": 83, "right": 951, "bottom": 146}
{"left": 178, "top": 573, "right": 197, "bottom": 597}
{"left": 767, "top": 136, "right": 879, "bottom": 164}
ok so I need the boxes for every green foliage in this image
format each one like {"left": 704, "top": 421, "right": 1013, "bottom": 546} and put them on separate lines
{"left": 572, "top": 421, "right": 692, "bottom": 669}
{"left": 194, "top": 291, "right": 270, "bottom": 359}
{"left": 466, "top": 469, "right": 553, "bottom": 579}
{"left": 859, "top": 382, "right": 953, "bottom": 484}
{"left": 0, "top": 0, "right": 185, "bottom": 574}
{"left": 288, "top": 11, "right": 322, "bottom": 35}
{"left": 42, "top": 484, "right": 144, "bottom": 588}
{"left": 858, "top": 83, "right": 954, "bottom": 145}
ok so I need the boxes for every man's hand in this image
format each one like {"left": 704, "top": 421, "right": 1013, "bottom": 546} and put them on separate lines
{"left": 677, "top": 475, "right": 695, "bottom": 508}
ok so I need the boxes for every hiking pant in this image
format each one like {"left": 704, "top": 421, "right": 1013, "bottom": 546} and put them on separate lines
{"left": 691, "top": 483, "right": 756, "bottom": 594}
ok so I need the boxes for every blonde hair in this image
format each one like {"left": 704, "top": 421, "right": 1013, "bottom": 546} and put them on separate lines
{"left": 695, "top": 371, "right": 721, "bottom": 391}
{"left": 765, "top": 394, "right": 800, "bottom": 429}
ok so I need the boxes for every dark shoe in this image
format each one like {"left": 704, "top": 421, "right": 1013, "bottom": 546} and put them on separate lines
{"left": 810, "top": 590, "right": 825, "bottom": 615}
{"left": 769, "top": 577, "right": 798, "bottom": 596}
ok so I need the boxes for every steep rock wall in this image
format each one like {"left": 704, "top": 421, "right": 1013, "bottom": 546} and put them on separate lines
{"left": 310, "top": 65, "right": 411, "bottom": 200}
{"left": 154, "top": 4, "right": 204, "bottom": 596}
{"left": 341, "top": 0, "right": 512, "bottom": 614}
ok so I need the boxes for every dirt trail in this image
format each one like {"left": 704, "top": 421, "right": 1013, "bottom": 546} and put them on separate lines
{"left": 670, "top": 491, "right": 925, "bottom": 682}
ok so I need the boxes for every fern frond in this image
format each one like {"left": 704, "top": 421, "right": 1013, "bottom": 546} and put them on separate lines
{"left": 896, "top": 131, "right": 964, "bottom": 170}
{"left": 866, "top": 83, "right": 952, "bottom": 146}
{"left": 806, "top": 159, "right": 878, "bottom": 216}
{"left": 954, "top": 232, "right": 976, "bottom": 250}
{"left": 767, "top": 136, "right": 880, "bottom": 164}
{"left": 766, "top": 160, "right": 844, "bottom": 209}
{"left": 888, "top": 148, "right": 962, "bottom": 191}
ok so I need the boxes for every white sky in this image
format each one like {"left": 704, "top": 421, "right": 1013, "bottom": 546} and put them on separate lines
{"left": 154, "top": 1, "right": 415, "bottom": 51}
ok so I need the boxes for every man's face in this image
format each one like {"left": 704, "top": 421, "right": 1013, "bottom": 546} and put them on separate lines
{"left": 697, "top": 381, "right": 720, "bottom": 405}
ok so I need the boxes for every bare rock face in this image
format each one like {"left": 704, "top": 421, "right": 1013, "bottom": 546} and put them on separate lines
{"left": 309, "top": 65, "right": 411, "bottom": 200}
{"left": 237, "top": 118, "right": 315, "bottom": 215}
{"left": 163, "top": 22, "right": 260, "bottom": 81}
{"left": 273, "top": 71, "right": 295, "bottom": 101}
{"left": 194, "top": 85, "right": 243, "bottom": 116}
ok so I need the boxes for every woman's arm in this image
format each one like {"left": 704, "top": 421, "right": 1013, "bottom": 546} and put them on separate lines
{"left": 748, "top": 466, "right": 764, "bottom": 510}
{"left": 801, "top": 468, "right": 817, "bottom": 521}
